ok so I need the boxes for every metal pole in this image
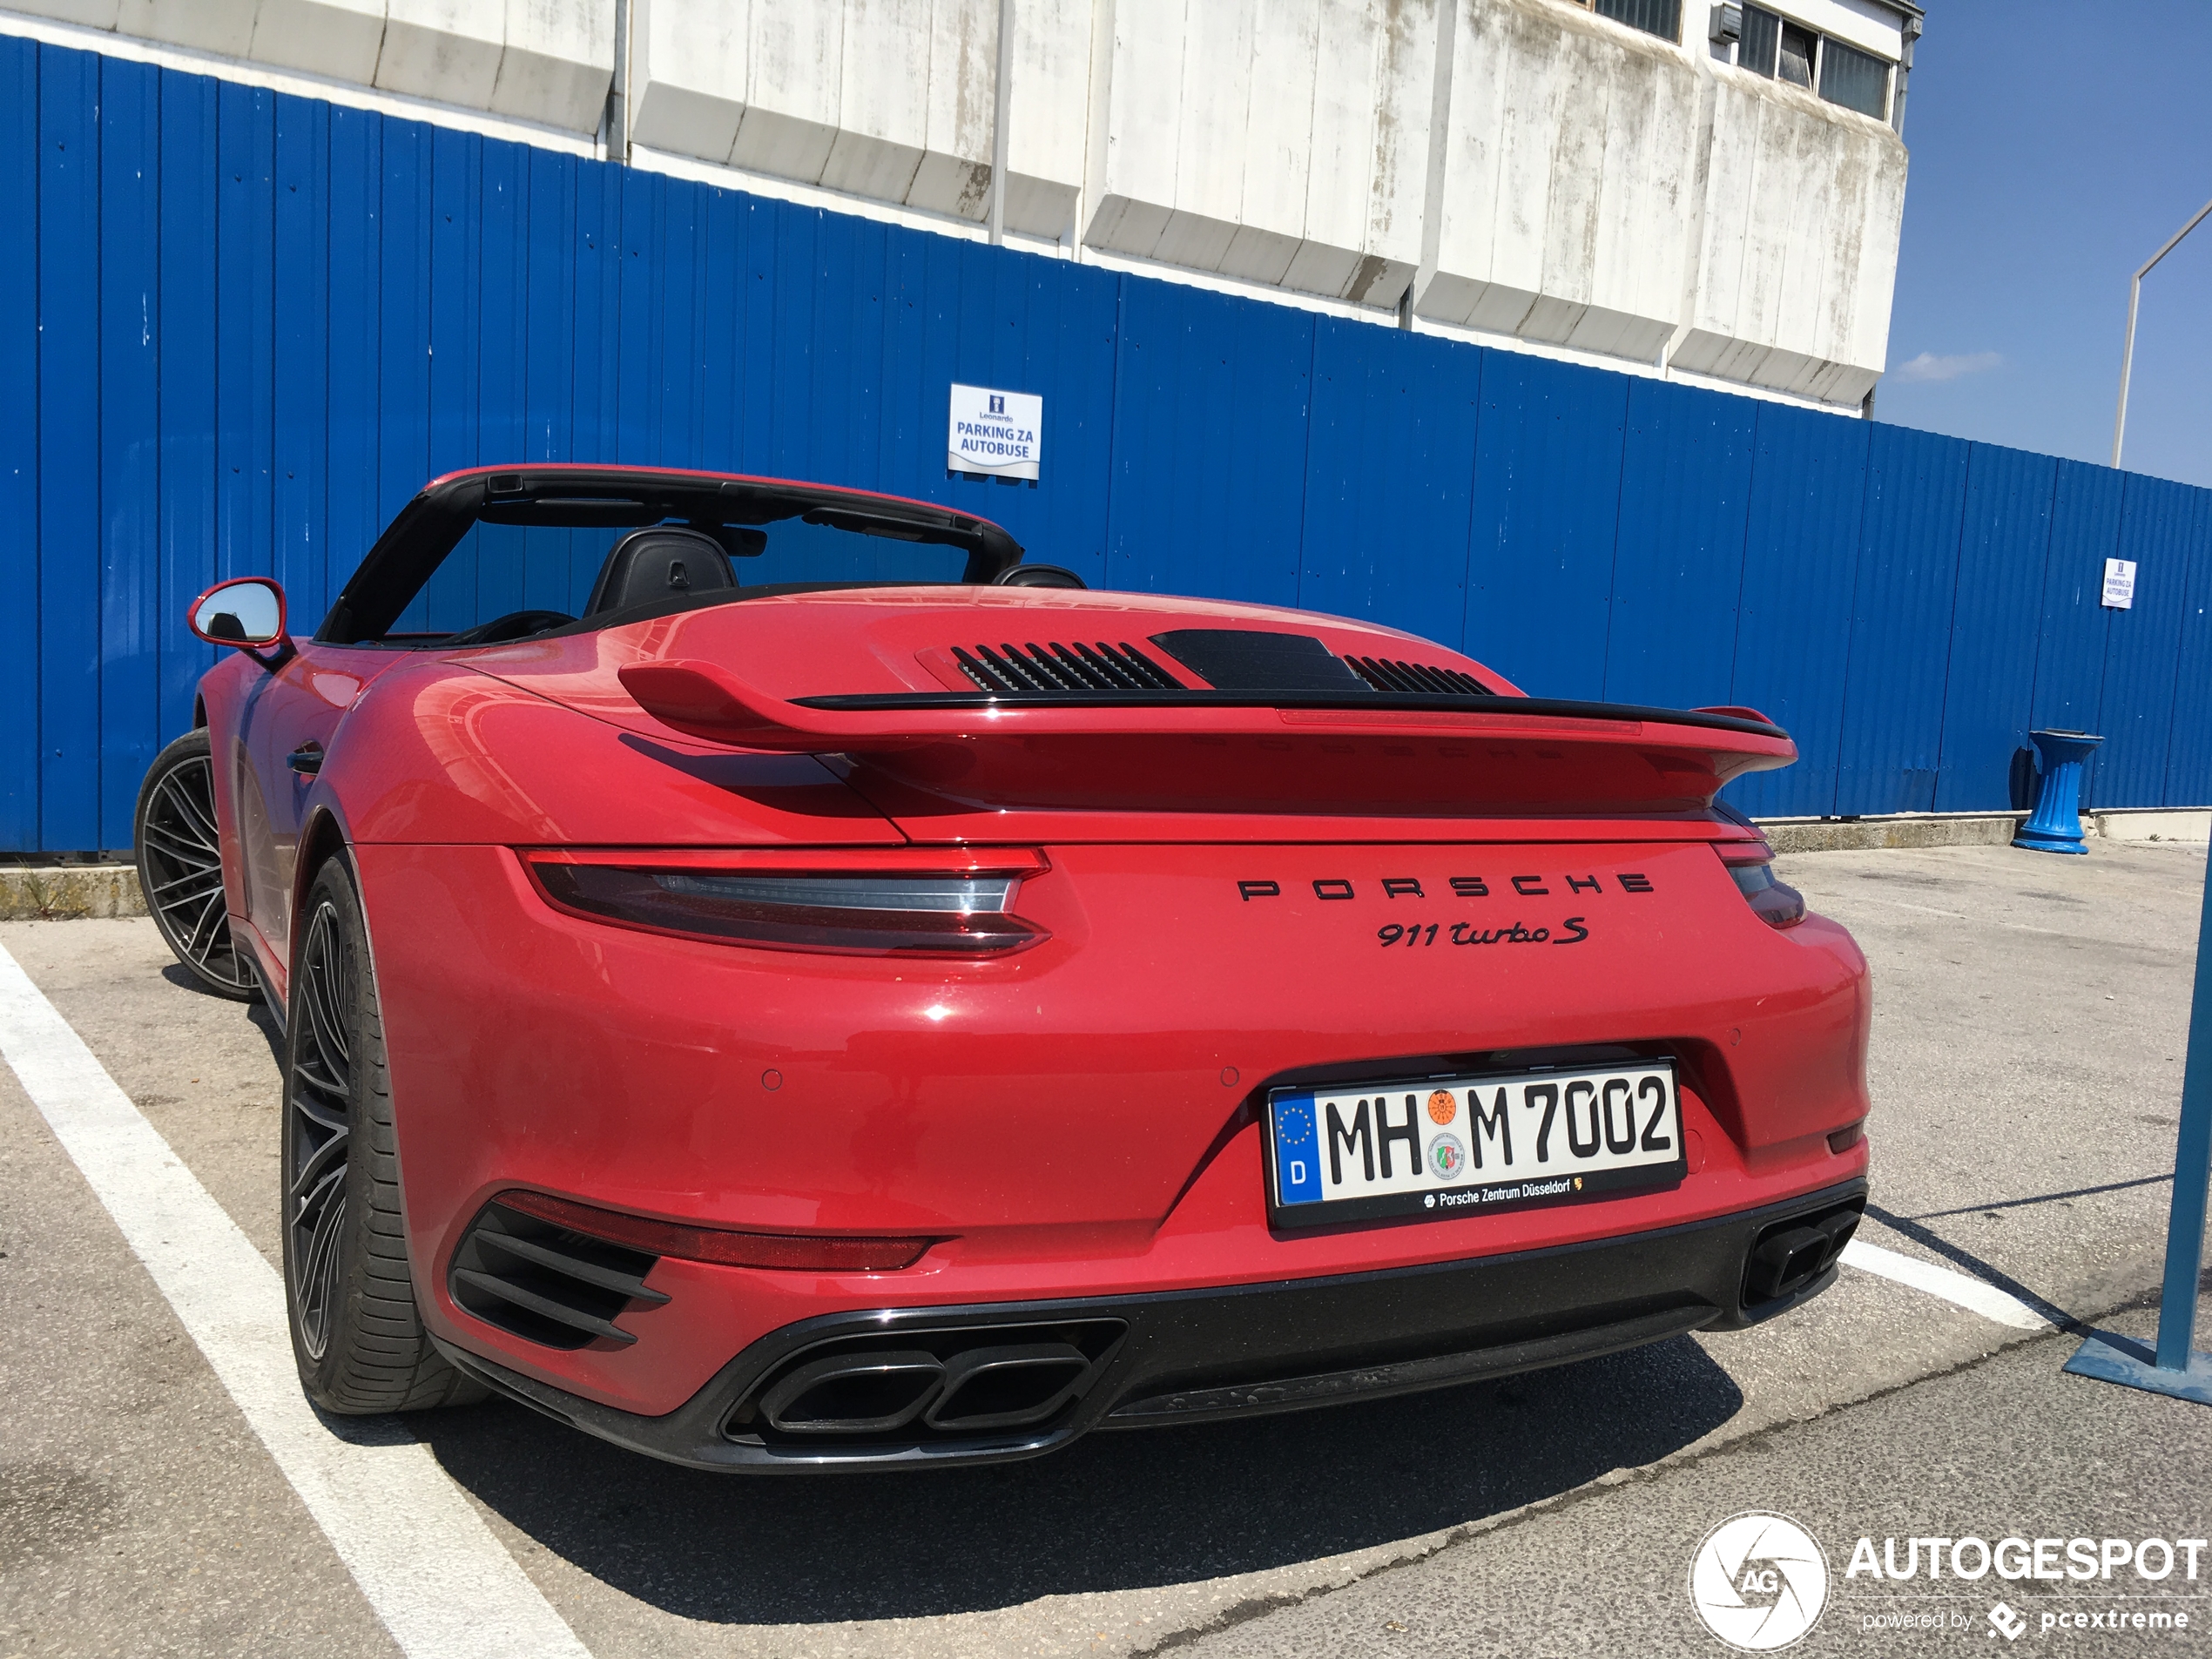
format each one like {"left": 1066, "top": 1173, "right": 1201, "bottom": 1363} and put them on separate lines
{"left": 988, "top": 0, "right": 1014, "bottom": 246}
{"left": 2111, "top": 193, "right": 2212, "bottom": 469}
{"left": 2155, "top": 866, "right": 2212, "bottom": 1369}
{"left": 2064, "top": 859, "right": 2212, "bottom": 1403}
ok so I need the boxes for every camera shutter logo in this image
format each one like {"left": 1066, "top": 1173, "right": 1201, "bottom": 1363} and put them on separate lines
{"left": 1689, "top": 1512, "right": 1829, "bottom": 1650}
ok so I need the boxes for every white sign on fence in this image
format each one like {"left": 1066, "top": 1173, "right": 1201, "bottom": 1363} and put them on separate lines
{"left": 948, "top": 383, "right": 1042, "bottom": 480}
{"left": 2103, "top": 557, "right": 2137, "bottom": 610}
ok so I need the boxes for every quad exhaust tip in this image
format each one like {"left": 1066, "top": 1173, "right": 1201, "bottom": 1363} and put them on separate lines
{"left": 1744, "top": 1201, "right": 1862, "bottom": 1307}
{"left": 734, "top": 1320, "right": 1126, "bottom": 1444}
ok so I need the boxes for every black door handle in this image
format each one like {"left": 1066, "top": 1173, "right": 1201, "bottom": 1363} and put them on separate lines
{"left": 287, "top": 744, "right": 324, "bottom": 776}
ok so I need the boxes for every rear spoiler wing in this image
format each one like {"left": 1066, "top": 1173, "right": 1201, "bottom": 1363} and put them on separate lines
{"left": 620, "top": 659, "right": 1788, "bottom": 749}
{"left": 613, "top": 660, "right": 1796, "bottom": 813}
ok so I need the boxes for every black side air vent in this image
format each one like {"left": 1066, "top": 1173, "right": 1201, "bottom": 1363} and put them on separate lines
{"left": 1343, "top": 656, "right": 1495, "bottom": 696}
{"left": 448, "top": 1199, "right": 669, "bottom": 1350}
{"left": 954, "top": 641, "right": 1181, "bottom": 693}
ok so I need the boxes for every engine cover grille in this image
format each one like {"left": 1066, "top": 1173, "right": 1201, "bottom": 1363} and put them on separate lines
{"left": 1343, "top": 655, "right": 1494, "bottom": 695}
{"left": 952, "top": 641, "right": 1181, "bottom": 693}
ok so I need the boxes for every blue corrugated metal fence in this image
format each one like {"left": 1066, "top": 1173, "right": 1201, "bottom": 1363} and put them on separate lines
{"left": 6, "top": 34, "right": 2211, "bottom": 851}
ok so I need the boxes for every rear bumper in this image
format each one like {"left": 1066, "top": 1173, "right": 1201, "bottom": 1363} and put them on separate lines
{"left": 434, "top": 1177, "right": 1866, "bottom": 1472}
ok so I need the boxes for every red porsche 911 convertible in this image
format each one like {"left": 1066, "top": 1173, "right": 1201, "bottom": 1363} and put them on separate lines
{"left": 136, "top": 464, "right": 1869, "bottom": 1469}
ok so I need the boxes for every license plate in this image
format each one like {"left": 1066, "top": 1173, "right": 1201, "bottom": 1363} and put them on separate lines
{"left": 1265, "top": 1061, "right": 1686, "bottom": 1228}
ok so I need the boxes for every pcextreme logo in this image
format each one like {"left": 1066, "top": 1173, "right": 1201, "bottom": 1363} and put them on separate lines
{"left": 1689, "top": 1512, "right": 1831, "bottom": 1651}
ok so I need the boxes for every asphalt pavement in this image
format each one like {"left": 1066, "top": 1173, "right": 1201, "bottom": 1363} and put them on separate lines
{"left": 1, "top": 839, "right": 2207, "bottom": 1658}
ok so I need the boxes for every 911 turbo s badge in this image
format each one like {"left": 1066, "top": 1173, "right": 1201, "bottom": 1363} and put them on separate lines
{"left": 1381, "top": 918, "right": 1589, "bottom": 947}
{"left": 1233, "top": 871, "right": 1656, "bottom": 948}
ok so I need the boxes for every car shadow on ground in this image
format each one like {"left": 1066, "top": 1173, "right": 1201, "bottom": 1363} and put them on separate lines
{"left": 418, "top": 1332, "right": 1741, "bottom": 1624}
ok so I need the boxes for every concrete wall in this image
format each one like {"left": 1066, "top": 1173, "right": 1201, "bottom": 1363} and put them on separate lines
{"left": 8, "top": 0, "right": 614, "bottom": 130}
{"left": 0, "top": 0, "right": 1913, "bottom": 408}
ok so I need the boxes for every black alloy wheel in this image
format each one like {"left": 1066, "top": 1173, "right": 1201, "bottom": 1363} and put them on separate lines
{"left": 288, "top": 894, "right": 354, "bottom": 1362}
{"left": 281, "top": 857, "right": 483, "bottom": 1413}
{"left": 133, "top": 729, "right": 256, "bottom": 1000}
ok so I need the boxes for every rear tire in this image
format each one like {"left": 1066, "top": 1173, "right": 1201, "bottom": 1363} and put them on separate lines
{"left": 283, "top": 856, "right": 484, "bottom": 1413}
{"left": 134, "top": 729, "right": 256, "bottom": 1001}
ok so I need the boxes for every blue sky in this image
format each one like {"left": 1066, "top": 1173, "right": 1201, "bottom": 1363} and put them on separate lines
{"left": 1875, "top": 0, "right": 2212, "bottom": 487}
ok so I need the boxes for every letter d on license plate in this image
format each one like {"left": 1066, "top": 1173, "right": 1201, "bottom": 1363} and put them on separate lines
{"left": 1265, "top": 1061, "right": 1686, "bottom": 1228}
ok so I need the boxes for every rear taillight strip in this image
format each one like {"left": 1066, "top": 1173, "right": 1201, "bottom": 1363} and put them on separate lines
{"left": 1714, "top": 840, "right": 1806, "bottom": 929}
{"left": 523, "top": 850, "right": 1051, "bottom": 955}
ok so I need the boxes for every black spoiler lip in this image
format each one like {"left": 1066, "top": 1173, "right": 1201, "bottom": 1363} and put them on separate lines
{"left": 788, "top": 691, "right": 1791, "bottom": 742}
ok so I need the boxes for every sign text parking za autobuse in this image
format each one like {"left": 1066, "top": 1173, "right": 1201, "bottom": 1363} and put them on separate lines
{"left": 948, "top": 383, "right": 1042, "bottom": 480}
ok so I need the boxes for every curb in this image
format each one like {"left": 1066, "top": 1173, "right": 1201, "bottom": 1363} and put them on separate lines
{"left": 1762, "top": 807, "right": 2212, "bottom": 855}
{"left": 1758, "top": 814, "right": 2027, "bottom": 854}
{"left": 0, "top": 864, "right": 148, "bottom": 921}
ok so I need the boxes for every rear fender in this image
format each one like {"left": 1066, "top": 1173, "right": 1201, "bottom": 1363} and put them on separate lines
{"left": 319, "top": 661, "right": 906, "bottom": 847}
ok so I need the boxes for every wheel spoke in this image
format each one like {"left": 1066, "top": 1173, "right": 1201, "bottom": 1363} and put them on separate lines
{"left": 291, "top": 1091, "right": 347, "bottom": 1136}
{"left": 292, "top": 1155, "right": 346, "bottom": 1227}
{"left": 141, "top": 819, "right": 217, "bottom": 865}
{"left": 296, "top": 1185, "right": 346, "bottom": 1359}
{"left": 149, "top": 864, "right": 225, "bottom": 901}
{"left": 290, "top": 1138, "right": 347, "bottom": 1207}
{"left": 158, "top": 767, "right": 221, "bottom": 846}
{"left": 304, "top": 925, "right": 352, "bottom": 1075}
{"left": 292, "top": 1052, "right": 345, "bottom": 1100}
{"left": 178, "top": 889, "right": 229, "bottom": 962}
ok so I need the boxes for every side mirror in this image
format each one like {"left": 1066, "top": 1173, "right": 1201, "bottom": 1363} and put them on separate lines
{"left": 189, "top": 577, "right": 288, "bottom": 653}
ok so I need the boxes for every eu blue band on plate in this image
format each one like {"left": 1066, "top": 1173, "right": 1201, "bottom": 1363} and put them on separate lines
{"left": 1271, "top": 1093, "right": 1322, "bottom": 1205}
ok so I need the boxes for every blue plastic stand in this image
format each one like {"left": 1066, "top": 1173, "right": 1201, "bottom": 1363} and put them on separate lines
{"left": 2064, "top": 846, "right": 2212, "bottom": 1406}
{"left": 2013, "top": 730, "right": 2103, "bottom": 854}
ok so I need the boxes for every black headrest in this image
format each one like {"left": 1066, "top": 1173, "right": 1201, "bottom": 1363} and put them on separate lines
{"left": 583, "top": 527, "right": 738, "bottom": 617}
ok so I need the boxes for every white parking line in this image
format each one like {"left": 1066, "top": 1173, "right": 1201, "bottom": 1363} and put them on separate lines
{"left": 1840, "top": 1237, "right": 2052, "bottom": 1330}
{"left": 0, "top": 942, "right": 591, "bottom": 1659}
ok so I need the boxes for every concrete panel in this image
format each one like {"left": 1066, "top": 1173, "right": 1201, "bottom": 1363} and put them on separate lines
{"left": 489, "top": 0, "right": 610, "bottom": 132}
{"left": 905, "top": 0, "right": 994, "bottom": 220}
{"left": 250, "top": 0, "right": 388, "bottom": 83}
{"left": 113, "top": 0, "right": 258, "bottom": 56}
{"left": 1228, "top": 0, "right": 1316, "bottom": 284}
{"left": 629, "top": 0, "right": 749, "bottom": 162}
{"left": 730, "top": 0, "right": 842, "bottom": 180}
{"left": 634, "top": 0, "right": 1000, "bottom": 222}
{"left": 1001, "top": 0, "right": 1089, "bottom": 236}
{"left": 1674, "top": 69, "right": 1902, "bottom": 406}
{"left": 821, "top": 0, "right": 931, "bottom": 204}
{"left": 2, "top": 0, "right": 123, "bottom": 29}
{"left": 1169, "top": 0, "right": 1256, "bottom": 260}
{"left": 1297, "top": 0, "right": 1431, "bottom": 304}
{"left": 1421, "top": 0, "right": 1688, "bottom": 361}
{"left": 376, "top": 0, "right": 504, "bottom": 108}
{"left": 1088, "top": 0, "right": 1432, "bottom": 309}
{"left": 1085, "top": 0, "right": 1184, "bottom": 257}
